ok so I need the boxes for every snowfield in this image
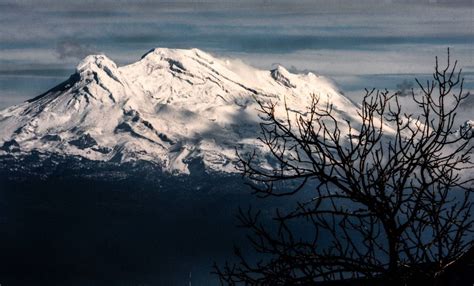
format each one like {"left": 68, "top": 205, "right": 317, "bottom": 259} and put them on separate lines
{"left": 0, "top": 48, "right": 360, "bottom": 174}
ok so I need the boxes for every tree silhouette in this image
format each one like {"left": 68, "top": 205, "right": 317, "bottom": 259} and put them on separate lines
{"left": 215, "top": 50, "right": 473, "bottom": 285}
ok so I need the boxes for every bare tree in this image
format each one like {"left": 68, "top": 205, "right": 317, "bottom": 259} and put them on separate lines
{"left": 215, "top": 50, "right": 473, "bottom": 285}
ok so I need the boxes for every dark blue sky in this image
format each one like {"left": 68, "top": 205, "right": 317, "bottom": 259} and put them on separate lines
{"left": 0, "top": 0, "right": 473, "bottom": 108}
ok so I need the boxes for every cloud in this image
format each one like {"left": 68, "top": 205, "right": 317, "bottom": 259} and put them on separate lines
{"left": 0, "top": 0, "right": 472, "bottom": 109}
{"left": 55, "top": 40, "right": 97, "bottom": 60}
{"left": 228, "top": 44, "right": 474, "bottom": 77}
{"left": 460, "top": 93, "right": 474, "bottom": 110}
{"left": 396, "top": 80, "right": 415, "bottom": 96}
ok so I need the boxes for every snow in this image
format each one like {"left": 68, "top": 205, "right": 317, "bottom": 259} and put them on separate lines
{"left": 0, "top": 47, "right": 359, "bottom": 174}
{"left": 460, "top": 120, "right": 474, "bottom": 139}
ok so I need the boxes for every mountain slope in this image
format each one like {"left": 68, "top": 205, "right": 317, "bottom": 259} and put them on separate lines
{"left": 0, "top": 48, "right": 358, "bottom": 174}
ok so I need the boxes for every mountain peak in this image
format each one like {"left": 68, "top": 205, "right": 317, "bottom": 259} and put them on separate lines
{"left": 271, "top": 65, "right": 295, "bottom": 88}
{"left": 76, "top": 54, "right": 118, "bottom": 74}
{"left": 0, "top": 47, "right": 356, "bottom": 174}
{"left": 141, "top": 47, "right": 209, "bottom": 58}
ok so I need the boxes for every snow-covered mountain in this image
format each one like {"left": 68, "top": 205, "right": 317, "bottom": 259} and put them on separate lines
{"left": 0, "top": 48, "right": 358, "bottom": 174}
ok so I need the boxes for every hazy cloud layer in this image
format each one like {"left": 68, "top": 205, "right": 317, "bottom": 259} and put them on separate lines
{"left": 0, "top": 0, "right": 472, "bottom": 108}
{"left": 56, "top": 40, "right": 97, "bottom": 60}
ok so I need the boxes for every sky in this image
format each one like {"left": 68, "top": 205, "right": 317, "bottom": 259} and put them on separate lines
{"left": 0, "top": 0, "right": 473, "bottom": 109}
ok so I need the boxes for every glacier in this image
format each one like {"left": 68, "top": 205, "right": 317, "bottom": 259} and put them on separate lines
{"left": 0, "top": 48, "right": 359, "bottom": 174}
